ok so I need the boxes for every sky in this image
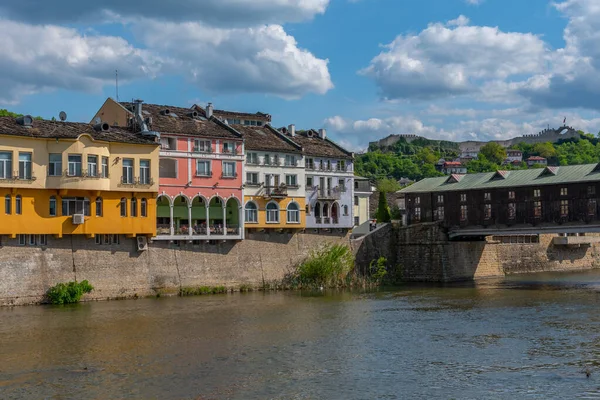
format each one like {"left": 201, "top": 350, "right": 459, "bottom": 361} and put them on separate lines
{"left": 2, "top": 0, "right": 600, "bottom": 151}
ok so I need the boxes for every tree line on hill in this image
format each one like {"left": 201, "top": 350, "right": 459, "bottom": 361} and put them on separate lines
{"left": 357, "top": 131, "right": 600, "bottom": 186}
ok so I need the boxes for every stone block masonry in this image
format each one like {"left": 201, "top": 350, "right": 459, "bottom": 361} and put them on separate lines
{"left": 353, "top": 222, "right": 600, "bottom": 282}
{"left": 0, "top": 230, "right": 350, "bottom": 305}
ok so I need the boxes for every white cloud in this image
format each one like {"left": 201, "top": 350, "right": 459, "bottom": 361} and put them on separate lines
{"left": 360, "top": 20, "right": 547, "bottom": 100}
{"left": 465, "top": 0, "right": 484, "bottom": 5}
{"left": 135, "top": 22, "right": 333, "bottom": 98}
{"left": 447, "top": 15, "right": 470, "bottom": 27}
{"left": 0, "top": 19, "right": 160, "bottom": 104}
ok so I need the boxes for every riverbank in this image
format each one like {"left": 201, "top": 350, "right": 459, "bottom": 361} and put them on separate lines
{"left": 0, "top": 230, "right": 351, "bottom": 306}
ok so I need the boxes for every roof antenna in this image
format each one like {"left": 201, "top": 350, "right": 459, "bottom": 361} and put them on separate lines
{"left": 115, "top": 69, "right": 119, "bottom": 102}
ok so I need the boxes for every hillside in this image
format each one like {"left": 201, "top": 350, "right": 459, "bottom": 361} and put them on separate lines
{"left": 356, "top": 130, "right": 599, "bottom": 182}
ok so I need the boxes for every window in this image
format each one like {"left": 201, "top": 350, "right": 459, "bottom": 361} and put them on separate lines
{"left": 273, "top": 155, "right": 280, "bottom": 166}
{"left": 436, "top": 206, "right": 445, "bottom": 220}
{"left": 247, "top": 152, "right": 258, "bottom": 165}
{"left": 0, "top": 152, "right": 12, "bottom": 179}
{"left": 415, "top": 196, "right": 421, "bottom": 205}
{"left": 140, "top": 160, "right": 151, "bottom": 184}
{"left": 38, "top": 235, "right": 47, "bottom": 246}
{"left": 141, "top": 198, "right": 147, "bottom": 217}
{"left": 508, "top": 191, "right": 515, "bottom": 200}
{"left": 460, "top": 205, "right": 468, "bottom": 221}
{"left": 354, "top": 181, "right": 359, "bottom": 190}
{"left": 437, "top": 195, "right": 444, "bottom": 204}
{"left": 460, "top": 193, "right": 467, "bottom": 203}
{"left": 159, "top": 158, "right": 177, "bottom": 179}
{"left": 560, "top": 187, "right": 568, "bottom": 196}
{"left": 68, "top": 154, "right": 82, "bottom": 177}
{"left": 354, "top": 196, "right": 359, "bottom": 206}
{"left": 266, "top": 202, "right": 279, "bottom": 223}
{"left": 264, "top": 154, "right": 271, "bottom": 165}
{"left": 327, "top": 160, "right": 331, "bottom": 171}
{"left": 534, "top": 201, "right": 542, "bottom": 217}
{"left": 589, "top": 199, "right": 597, "bottom": 216}
{"left": 306, "top": 158, "right": 314, "bottom": 169}
{"left": 28, "top": 234, "right": 36, "bottom": 246}
{"left": 246, "top": 172, "right": 259, "bottom": 185}
{"left": 50, "top": 196, "right": 57, "bottom": 216}
{"left": 484, "top": 192, "right": 491, "bottom": 201}
{"left": 484, "top": 204, "right": 492, "bottom": 220}
{"left": 122, "top": 158, "right": 134, "bottom": 184}
{"left": 222, "top": 142, "right": 235, "bottom": 154}
{"left": 194, "top": 139, "right": 211, "bottom": 153}
{"left": 103, "top": 234, "right": 111, "bottom": 245}
{"left": 18, "top": 234, "right": 26, "bottom": 246}
{"left": 87, "top": 155, "right": 97, "bottom": 177}
{"left": 95, "top": 235, "right": 102, "bottom": 245}
{"left": 62, "top": 197, "right": 90, "bottom": 216}
{"left": 339, "top": 160, "right": 346, "bottom": 171}
{"left": 193, "top": 160, "right": 210, "bottom": 177}
{"left": 343, "top": 205, "right": 349, "bottom": 216}
{"left": 508, "top": 203, "right": 516, "bottom": 220}
{"left": 307, "top": 177, "right": 313, "bottom": 187}
{"left": 95, "top": 197, "right": 102, "bottom": 217}
{"left": 222, "top": 161, "right": 236, "bottom": 178}
{"left": 285, "top": 155, "right": 296, "bottom": 166}
{"left": 560, "top": 199, "right": 569, "bottom": 217}
{"left": 285, "top": 174, "right": 298, "bottom": 187}
{"left": 120, "top": 198, "right": 127, "bottom": 217}
{"left": 228, "top": 118, "right": 241, "bottom": 125}
{"left": 101, "top": 157, "right": 109, "bottom": 178}
{"left": 534, "top": 189, "right": 541, "bottom": 198}
{"left": 18, "top": 152, "right": 32, "bottom": 179}
{"left": 48, "top": 154, "right": 62, "bottom": 176}
{"left": 338, "top": 179, "right": 345, "bottom": 191}
{"left": 131, "top": 197, "right": 137, "bottom": 217}
{"left": 589, "top": 186, "right": 596, "bottom": 196}
{"left": 354, "top": 216, "right": 360, "bottom": 226}
{"left": 15, "top": 195, "right": 21, "bottom": 215}
{"left": 113, "top": 234, "right": 120, "bottom": 245}
{"left": 414, "top": 207, "right": 421, "bottom": 222}
{"left": 287, "top": 202, "right": 300, "bottom": 223}
{"left": 5, "top": 195, "right": 11, "bottom": 214}
{"left": 245, "top": 202, "right": 258, "bottom": 223}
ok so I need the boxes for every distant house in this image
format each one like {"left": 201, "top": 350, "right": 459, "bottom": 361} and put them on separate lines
{"left": 460, "top": 155, "right": 475, "bottom": 164}
{"left": 506, "top": 150, "right": 523, "bottom": 163}
{"left": 398, "top": 177, "right": 414, "bottom": 187}
{"left": 460, "top": 149, "right": 479, "bottom": 159}
{"left": 527, "top": 156, "right": 547, "bottom": 167}
{"left": 442, "top": 161, "right": 467, "bottom": 175}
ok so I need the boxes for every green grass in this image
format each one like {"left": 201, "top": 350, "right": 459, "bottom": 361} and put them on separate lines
{"left": 295, "top": 244, "right": 355, "bottom": 288}
{"left": 179, "top": 286, "right": 227, "bottom": 296}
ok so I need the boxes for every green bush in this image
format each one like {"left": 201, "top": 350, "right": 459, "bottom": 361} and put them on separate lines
{"left": 297, "top": 244, "right": 355, "bottom": 288}
{"left": 369, "top": 257, "right": 388, "bottom": 283}
{"left": 180, "top": 286, "right": 227, "bottom": 296}
{"left": 376, "top": 191, "right": 391, "bottom": 223}
{"left": 47, "top": 280, "right": 94, "bottom": 305}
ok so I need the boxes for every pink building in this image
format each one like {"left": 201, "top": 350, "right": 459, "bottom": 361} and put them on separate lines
{"left": 100, "top": 100, "right": 245, "bottom": 241}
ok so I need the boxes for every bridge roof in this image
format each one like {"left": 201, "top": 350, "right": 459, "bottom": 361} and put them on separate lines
{"left": 399, "top": 163, "right": 600, "bottom": 194}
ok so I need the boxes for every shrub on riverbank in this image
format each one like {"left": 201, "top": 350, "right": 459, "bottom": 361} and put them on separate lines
{"left": 179, "top": 286, "right": 227, "bottom": 296}
{"left": 295, "top": 244, "right": 355, "bottom": 288}
{"left": 47, "top": 280, "right": 94, "bottom": 305}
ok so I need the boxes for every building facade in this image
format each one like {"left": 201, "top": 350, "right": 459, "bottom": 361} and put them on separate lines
{"left": 0, "top": 115, "right": 159, "bottom": 243}
{"left": 399, "top": 165, "right": 600, "bottom": 231}
{"left": 442, "top": 161, "right": 467, "bottom": 175}
{"left": 94, "top": 99, "right": 245, "bottom": 241}
{"left": 292, "top": 129, "right": 354, "bottom": 229}
{"left": 219, "top": 123, "right": 305, "bottom": 231}
{"left": 353, "top": 177, "right": 374, "bottom": 226}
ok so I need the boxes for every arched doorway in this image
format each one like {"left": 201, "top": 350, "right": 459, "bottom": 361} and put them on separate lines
{"left": 314, "top": 202, "right": 321, "bottom": 224}
{"left": 209, "top": 196, "right": 224, "bottom": 235}
{"left": 156, "top": 195, "right": 171, "bottom": 235}
{"left": 173, "top": 195, "right": 190, "bottom": 235}
{"left": 331, "top": 202, "right": 339, "bottom": 224}
{"left": 225, "top": 197, "right": 241, "bottom": 235}
{"left": 191, "top": 196, "right": 208, "bottom": 235}
{"left": 323, "top": 203, "right": 330, "bottom": 224}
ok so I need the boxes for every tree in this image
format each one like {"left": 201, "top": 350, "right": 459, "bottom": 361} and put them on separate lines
{"left": 532, "top": 142, "right": 557, "bottom": 159}
{"left": 376, "top": 191, "right": 391, "bottom": 223}
{"left": 479, "top": 142, "right": 506, "bottom": 165}
{"left": 376, "top": 178, "right": 401, "bottom": 193}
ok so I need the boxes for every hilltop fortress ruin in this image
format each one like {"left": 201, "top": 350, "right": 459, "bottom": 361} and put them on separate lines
{"left": 369, "top": 126, "right": 581, "bottom": 154}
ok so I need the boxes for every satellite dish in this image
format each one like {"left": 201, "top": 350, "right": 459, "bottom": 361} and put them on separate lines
{"left": 59, "top": 111, "right": 67, "bottom": 122}
{"left": 94, "top": 117, "right": 101, "bottom": 124}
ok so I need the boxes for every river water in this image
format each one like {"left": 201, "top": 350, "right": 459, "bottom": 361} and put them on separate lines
{"left": 2, "top": 272, "right": 600, "bottom": 399}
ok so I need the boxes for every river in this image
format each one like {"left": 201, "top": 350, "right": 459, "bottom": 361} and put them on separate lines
{"left": 2, "top": 271, "right": 600, "bottom": 399}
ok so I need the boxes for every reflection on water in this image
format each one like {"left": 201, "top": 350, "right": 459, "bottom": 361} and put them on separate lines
{"left": 3, "top": 271, "right": 600, "bottom": 399}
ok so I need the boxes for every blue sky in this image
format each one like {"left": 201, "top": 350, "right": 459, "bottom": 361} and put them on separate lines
{"left": 1, "top": 0, "right": 599, "bottom": 150}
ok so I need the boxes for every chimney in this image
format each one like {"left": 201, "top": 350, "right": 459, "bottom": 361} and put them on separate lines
{"left": 288, "top": 124, "right": 296, "bottom": 137}
{"left": 318, "top": 128, "right": 326, "bottom": 139}
{"left": 206, "top": 103, "right": 214, "bottom": 118}
{"left": 133, "top": 99, "right": 160, "bottom": 139}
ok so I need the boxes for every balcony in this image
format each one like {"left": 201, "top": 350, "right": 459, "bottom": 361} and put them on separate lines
{"left": 317, "top": 188, "right": 342, "bottom": 200}
{"left": 221, "top": 172, "right": 238, "bottom": 179}
{"left": 264, "top": 185, "right": 288, "bottom": 199}
{"left": 120, "top": 176, "right": 155, "bottom": 187}
{"left": 0, "top": 172, "right": 36, "bottom": 182}
{"left": 221, "top": 148, "right": 238, "bottom": 155}
{"left": 193, "top": 147, "right": 212, "bottom": 153}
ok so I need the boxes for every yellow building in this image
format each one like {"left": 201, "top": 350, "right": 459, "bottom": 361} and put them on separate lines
{"left": 353, "top": 177, "right": 374, "bottom": 226}
{"left": 0, "top": 115, "right": 159, "bottom": 241}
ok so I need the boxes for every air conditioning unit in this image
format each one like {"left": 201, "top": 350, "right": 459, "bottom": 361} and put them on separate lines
{"left": 137, "top": 236, "right": 148, "bottom": 251}
{"left": 72, "top": 214, "right": 85, "bottom": 225}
